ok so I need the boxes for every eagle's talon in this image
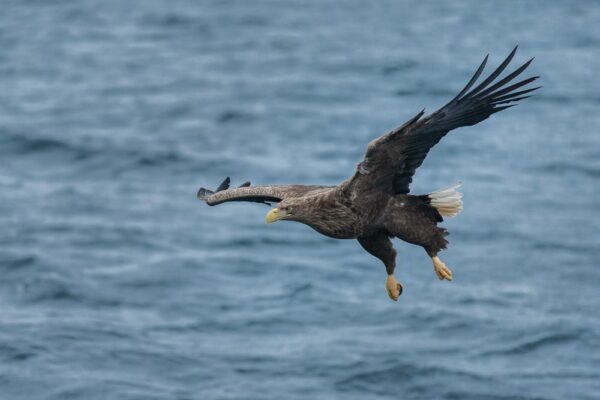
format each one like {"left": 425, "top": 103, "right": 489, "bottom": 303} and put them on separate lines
{"left": 386, "top": 275, "right": 402, "bottom": 301}
{"left": 432, "top": 256, "right": 453, "bottom": 281}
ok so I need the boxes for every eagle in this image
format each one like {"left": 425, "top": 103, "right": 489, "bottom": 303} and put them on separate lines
{"left": 197, "top": 46, "right": 539, "bottom": 301}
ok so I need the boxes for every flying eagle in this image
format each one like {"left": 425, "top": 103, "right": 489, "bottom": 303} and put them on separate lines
{"left": 198, "top": 47, "right": 539, "bottom": 301}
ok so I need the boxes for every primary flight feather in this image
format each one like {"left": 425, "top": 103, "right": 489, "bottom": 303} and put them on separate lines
{"left": 198, "top": 46, "right": 539, "bottom": 301}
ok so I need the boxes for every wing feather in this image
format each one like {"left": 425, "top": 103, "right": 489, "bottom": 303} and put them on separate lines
{"left": 350, "top": 46, "right": 540, "bottom": 195}
{"left": 198, "top": 178, "right": 329, "bottom": 206}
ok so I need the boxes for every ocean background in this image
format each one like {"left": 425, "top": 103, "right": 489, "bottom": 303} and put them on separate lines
{"left": 1, "top": 1, "right": 599, "bottom": 399}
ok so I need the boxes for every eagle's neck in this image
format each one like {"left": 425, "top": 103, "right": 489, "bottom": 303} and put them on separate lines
{"left": 293, "top": 191, "right": 359, "bottom": 239}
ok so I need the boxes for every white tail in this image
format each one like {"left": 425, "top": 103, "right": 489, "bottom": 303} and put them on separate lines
{"left": 428, "top": 183, "right": 463, "bottom": 217}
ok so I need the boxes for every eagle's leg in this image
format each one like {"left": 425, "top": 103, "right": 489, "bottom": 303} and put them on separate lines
{"left": 357, "top": 233, "right": 402, "bottom": 301}
{"left": 384, "top": 205, "right": 453, "bottom": 282}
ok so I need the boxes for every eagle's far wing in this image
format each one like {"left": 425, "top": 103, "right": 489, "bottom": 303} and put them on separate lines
{"left": 197, "top": 177, "right": 328, "bottom": 206}
{"left": 352, "top": 46, "right": 540, "bottom": 195}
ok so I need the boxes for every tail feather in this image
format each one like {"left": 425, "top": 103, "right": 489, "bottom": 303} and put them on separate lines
{"left": 428, "top": 183, "right": 463, "bottom": 217}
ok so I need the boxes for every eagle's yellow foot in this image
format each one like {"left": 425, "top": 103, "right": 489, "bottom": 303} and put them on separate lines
{"left": 432, "top": 256, "right": 453, "bottom": 281}
{"left": 386, "top": 275, "right": 403, "bottom": 301}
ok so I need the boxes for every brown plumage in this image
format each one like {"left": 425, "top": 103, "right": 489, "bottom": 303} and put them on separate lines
{"left": 197, "top": 47, "right": 539, "bottom": 301}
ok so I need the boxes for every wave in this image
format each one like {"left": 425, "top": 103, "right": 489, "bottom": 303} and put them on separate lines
{"left": 1, "top": 132, "right": 96, "bottom": 160}
{"left": 336, "top": 362, "right": 488, "bottom": 394}
{"left": 1, "top": 255, "right": 37, "bottom": 270}
{"left": 534, "top": 162, "right": 600, "bottom": 178}
{"left": 0, "top": 343, "right": 36, "bottom": 362}
{"left": 479, "top": 331, "right": 581, "bottom": 357}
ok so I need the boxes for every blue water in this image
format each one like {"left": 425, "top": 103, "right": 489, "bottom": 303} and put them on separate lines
{"left": 1, "top": 1, "right": 599, "bottom": 399}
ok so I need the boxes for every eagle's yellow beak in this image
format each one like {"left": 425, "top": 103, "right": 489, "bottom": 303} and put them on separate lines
{"left": 266, "top": 208, "right": 283, "bottom": 224}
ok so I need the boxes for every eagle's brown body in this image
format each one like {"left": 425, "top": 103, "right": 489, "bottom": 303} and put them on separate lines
{"left": 198, "top": 47, "right": 539, "bottom": 301}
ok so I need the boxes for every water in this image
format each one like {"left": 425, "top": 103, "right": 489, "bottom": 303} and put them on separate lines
{"left": 1, "top": 1, "right": 599, "bottom": 399}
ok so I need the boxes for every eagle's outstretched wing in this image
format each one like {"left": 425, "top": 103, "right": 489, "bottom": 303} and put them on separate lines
{"left": 197, "top": 177, "right": 329, "bottom": 206}
{"left": 350, "top": 46, "right": 540, "bottom": 195}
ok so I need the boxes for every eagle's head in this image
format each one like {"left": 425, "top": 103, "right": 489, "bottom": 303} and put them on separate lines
{"left": 265, "top": 197, "right": 309, "bottom": 224}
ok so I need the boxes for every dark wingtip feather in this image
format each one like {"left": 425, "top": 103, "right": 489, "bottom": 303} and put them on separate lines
{"left": 197, "top": 187, "right": 214, "bottom": 200}
{"left": 465, "top": 46, "right": 519, "bottom": 98}
{"left": 490, "top": 86, "right": 542, "bottom": 106}
{"left": 491, "top": 104, "right": 516, "bottom": 114}
{"left": 452, "top": 47, "right": 539, "bottom": 117}
{"left": 238, "top": 181, "right": 251, "bottom": 188}
{"left": 392, "top": 109, "right": 426, "bottom": 135}
{"left": 217, "top": 177, "right": 231, "bottom": 192}
{"left": 490, "top": 85, "right": 541, "bottom": 102}
{"left": 492, "top": 95, "right": 533, "bottom": 105}
{"left": 409, "top": 109, "right": 425, "bottom": 123}
{"left": 452, "top": 54, "right": 489, "bottom": 103}
{"left": 475, "top": 58, "right": 535, "bottom": 99}
{"left": 486, "top": 76, "right": 540, "bottom": 100}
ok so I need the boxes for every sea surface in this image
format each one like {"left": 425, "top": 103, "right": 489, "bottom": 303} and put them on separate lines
{"left": 1, "top": 1, "right": 599, "bottom": 399}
